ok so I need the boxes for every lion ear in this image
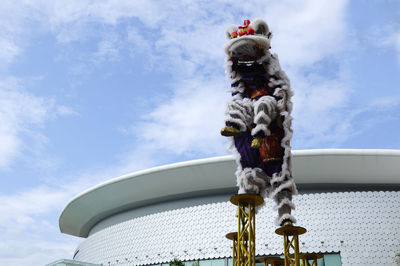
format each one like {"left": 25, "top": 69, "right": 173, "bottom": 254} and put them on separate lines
{"left": 225, "top": 24, "right": 238, "bottom": 39}
{"left": 251, "top": 19, "right": 270, "bottom": 37}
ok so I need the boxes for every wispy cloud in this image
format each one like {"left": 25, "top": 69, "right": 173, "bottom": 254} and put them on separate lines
{"left": 0, "top": 0, "right": 397, "bottom": 265}
{"left": 0, "top": 183, "right": 80, "bottom": 265}
{"left": 56, "top": 105, "right": 79, "bottom": 117}
{"left": 0, "top": 76, "right": 77, "bottom": 170}
{"left": 15, "top": 0, "right": 355, "bottom": 154}
{"left": 136, "top": 77, "right": 229, "bottom": 157}
{"left": 265, "top": 0, "right": 348, "bottom": 67}
{"left": 0, "top": 78, "right": 53, "bottom": 169}
{"left": 0, "top": 37, "right": 20, "bottom": 64}
{"left": 0, "top": 163, "right": 140, "bottom": 266}
{"left": 362, "top": 18, "right": 400, "bottom": 64}
{"left": 382, "top": 29, "right": 400, "bottom": 63}
{"left": 290, "top": 70, "right": 352, "bottom": 147}
{"left": 129, "top": 0, "right": 353, "bottom": 152}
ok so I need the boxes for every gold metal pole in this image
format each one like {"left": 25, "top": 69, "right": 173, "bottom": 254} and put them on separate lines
{"left": 226, "top": 232, "right": 238, "bottom": 266}
{"left": 230, "top": 194, "right": 263, "bottom": 266}
{"left": 275, "top": 221, "right": 306, "bottom": 266}
{"left": 298, "top": 253, "right": 323, "bottom": 266}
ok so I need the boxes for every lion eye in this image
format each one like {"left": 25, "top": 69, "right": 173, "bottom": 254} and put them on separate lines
{"left": 255, "top": 25, "right": 266, "bottom": 35}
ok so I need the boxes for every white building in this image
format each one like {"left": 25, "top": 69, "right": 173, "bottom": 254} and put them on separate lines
{"left": 49, "top": 149, "right": 400, "bottom": 266}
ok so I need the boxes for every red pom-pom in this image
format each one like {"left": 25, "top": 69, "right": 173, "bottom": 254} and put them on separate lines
{"left": 247, "top": 28, "right": 255, "bottom": 35}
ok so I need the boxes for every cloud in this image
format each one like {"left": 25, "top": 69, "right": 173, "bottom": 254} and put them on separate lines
{"left": 0, "top": 162, "right": 137, "bottom": 266}
{"left": 382, "top": 29, "right": 400, "bottom": 63}
{"left": 136, "top": 77, "right": 229, "bottom": 157}
{"left": 0, "top": 137, "right": 183, "bottom": 266}
{"left": 0, "top": 1, "right": 26, "bottom": 66}
{"left": 0, "top": 186, "right": 69, "bottom": 231}
{"left": 56, "top": 105, "right": 79, "bottom": 117}
{"left": 265, "top": 0, "right": 348, "bottom": 67}
{"left": 90, "top": 31, "right": 123, "bottom": 66}
{"left": 0, "top": 37, "right": 20, "bottom": 64}
{"left": 290, "top": 70, "right": 352, "bottom": 147}
{"left": 129, "top": 0, "right": 353, "bottom": 152}
{"left": 0, "top": 78, "right": 53, "bottom": 169}
{"left": 363, "top": 19, "right": 400, "bottom": 64}
{"left": 40, "top": 0, "right": 352, "bottom": 153}
{"left": 96, "top": 0, "right": 353, "bottom": 157}
{"left": 0, "top": 237, "right": 77, "bottom": 266}
{"left": 0, "top": 183, "right": 80, "bottom": 265}
{"left": 0, "top": 0, "right": 395, "bottom": 265}
{"left": 0, "top": 76, "right": 78, "bottom": 170}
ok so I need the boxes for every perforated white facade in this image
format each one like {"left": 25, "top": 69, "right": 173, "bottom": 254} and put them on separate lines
{"left": 73, "top": 191, "right": 400, "bottom": 266}
{"left": 58, "top": 150, "right": 400, "bottom": 266}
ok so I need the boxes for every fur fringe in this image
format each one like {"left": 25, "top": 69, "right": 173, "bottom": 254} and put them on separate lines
{"left": 270, "top": 180, "right": 296, "bottom": 200}
{"left": 276, "top": 213, "right": 297, "bottom": 226}
{"left": 274, "top": 198, "right": 296, "bottom": 211}
{"left": 224, "top": 30, "right": 297, "bottom": 223}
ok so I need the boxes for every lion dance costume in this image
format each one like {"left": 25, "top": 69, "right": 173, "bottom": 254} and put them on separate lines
{"left": 221, "top": 19, "right": 297, "bottom": 225}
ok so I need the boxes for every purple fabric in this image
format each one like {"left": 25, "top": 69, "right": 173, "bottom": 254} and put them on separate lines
{"left": 234, "top": 129, "right": 261, "bottom": 168}
{"left": 234, "top": 129, "right": 282, "bottom": 175}
{"left": 259, "top": 160, "right": 282, "bottom": 176}
{"left": 225, "top": 121, "right": 235, "bottom": 128}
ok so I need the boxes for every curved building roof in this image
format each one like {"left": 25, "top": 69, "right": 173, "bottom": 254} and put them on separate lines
{"left": 59, "top": 149, "right": 400, "bottom": 237}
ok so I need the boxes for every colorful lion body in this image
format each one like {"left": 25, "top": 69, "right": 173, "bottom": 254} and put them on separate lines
{"left": 221, "top": 19, "right": 297, "bottom": 225}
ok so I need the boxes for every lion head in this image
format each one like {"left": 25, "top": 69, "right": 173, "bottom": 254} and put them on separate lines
{"left": 224, "top": 19, "right": 272, "bottom": 63}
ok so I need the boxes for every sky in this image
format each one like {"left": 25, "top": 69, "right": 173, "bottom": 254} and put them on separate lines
{"left": 0, "top": 0, "right": 399, "bottom": 265}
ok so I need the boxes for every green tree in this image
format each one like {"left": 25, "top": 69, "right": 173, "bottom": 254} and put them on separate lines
{"left": 169, "top": 258, "right": 184, "bottom": 266}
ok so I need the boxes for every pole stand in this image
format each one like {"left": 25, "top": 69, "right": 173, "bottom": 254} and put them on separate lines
{"left": 226, "top": 232, "right": 239, "bottom": 266}
{"left": 275, "top": 221, "right": 307, "bottom": 266}
{"left": 298, "top": 253, "right": 323, "bottom": 266}
{"left": 230, "top": 194, "right": 263, "bottom": 266}
{"left": 256, "top": 256, "right": 285, "bottom": 266}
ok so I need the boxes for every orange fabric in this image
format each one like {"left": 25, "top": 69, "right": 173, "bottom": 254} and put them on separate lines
{"left": 259, "top": 127, "right": 284, "bottom": 162}
{"left": 249, "top": 87, "right": 270, "bottom": 99}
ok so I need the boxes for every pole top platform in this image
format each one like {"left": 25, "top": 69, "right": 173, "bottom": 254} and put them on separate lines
{"left": 225, "top": 232, "right": 238, "bottom": 240}
{"left": 230, "top": 193, "right": 264, "bottom": 206}
{"left": 256, "top": 256, "right": 284, "bottom": 263}
{"left": 275, "top": 225, "right": 307, "bottom": 236}
{"left": 226, "top": 231, "right": 248, "bottom": 240}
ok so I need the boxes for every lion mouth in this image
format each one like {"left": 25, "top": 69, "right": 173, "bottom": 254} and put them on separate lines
{"left": 230, "top": 48, "right": 264, "bottom": 66}
{"left": 237, "top": 59, "right": 257, "bottom": 66}
{"left": 235, "top": 54, "right": 260, "bottom": 66}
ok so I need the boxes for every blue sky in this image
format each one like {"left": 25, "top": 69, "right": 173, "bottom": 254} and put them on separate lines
{"left": 0, "top": 0, "right": 399, "bottom": 265}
